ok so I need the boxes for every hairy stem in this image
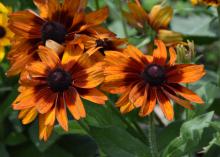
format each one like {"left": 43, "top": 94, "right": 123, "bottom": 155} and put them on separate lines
{"left": 148, "top": 113, "right": 159, "bottom": 157}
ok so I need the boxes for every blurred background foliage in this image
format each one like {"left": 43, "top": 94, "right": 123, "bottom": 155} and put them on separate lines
{"left": 0, "top": 0, "right": 220, "bottom": 157}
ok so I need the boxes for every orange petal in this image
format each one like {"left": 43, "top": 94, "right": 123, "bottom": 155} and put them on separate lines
{"left": 119, "top": 101, "right": 135, "bottom": 114}
{"left": 44, "top": 107, "right": 56, "bottom": 126}
{"left": 26, "top": 61, "right": 49, "bottom": 76}
{"left": 21, "top": 107, "right": 38, "bottom": 125}
{"left": 123, "top": 45, "right": 144, "bottom": 63}
{"left": 129, "top": 81, "right": 146, "bottom": 107}
{"left": 139, "top": 87, "right": 156, "bottom": 117}
{"left": 153, "top": 40, "right": 167, "bottom": 65}
{"left": 12, "top": 90, "right": 36, "bottom": 110}
{"left": 166, "top": 84, "right": 204, "bottom": 104}
{"left": 167, "top": 64, "right": 206, "bottom": 83}
{"left": 85, "top": 7, "right": 109, "bottom": 26}
{"left": 123, "top": 3, "right": 148, "bottom": 28}
{"left": 38, "top": 46, "right": 60, "bottom": 69}
{"left": 8, "top": 10, "right": 44, "bottom": 38}
{"left": 156, "top": 88, "right": 174, "bottom": 121}
{"left": 73, "top": 62, "right": 104, "bottom": 88}
{"left": 149, "top": 5, "right": 173, "bottom": 30}
{"left": 39, "top": 114, "right": 54, "bottom": 141}
{"left": 6, "top": 52, "right": 34, "bottom": 77}
{"left": 162, "top": 88, "right": 194, "bottom": 110}
{"left": 168, "top": 47, "right": 177, "bottom": 65}
{"left": 62, "top": 44, "right": 83, "bottom": 71}
{"left": 157, "top": 29, "right": 183, "bottom": 46}
{"left": 56, "top": 94, "right": 68, "bottom": 131}
{"left": 33, "top": 0, "right": 60, "bottom": 21}
{"left": 36, "top": 89, "right": 56, "bottom": 114}
{"left": 65, "top": 88, "right": 86, "bottom": 120}
{"left": 77, "top": 88, "right": 108, "bottom": 105}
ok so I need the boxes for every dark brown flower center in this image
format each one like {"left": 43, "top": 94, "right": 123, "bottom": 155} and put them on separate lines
{"left": 142, "top": 64, "right": 166, "bottom": 86}
{"left": 41, "top": 21, "right": 67, "bottom": 44}
{"left": 47, "top": 68, "right": 72, "bottom": 92}
{"left": 96, "top": 39, "right": 113, "bottom": 55}
{"left": 0, "top": 26, "right": 6, "bottom": 38}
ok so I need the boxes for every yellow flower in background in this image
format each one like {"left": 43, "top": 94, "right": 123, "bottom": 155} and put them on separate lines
{"left": 0, "top": 2, "right": 13, "bottom": 62}
{"left": 123, "top": 3, "right": 183, "bottom": 46}
{"left": 191, "top": 0, "right": 220, "bottom": 6}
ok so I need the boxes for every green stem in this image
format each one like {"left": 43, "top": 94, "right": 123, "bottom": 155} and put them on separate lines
{"left": 132, "top": 120, "right": 148, "bottom": 142}
{"left": 217, "top": 7, "right": 220, "bottom": 29}
{"left": 118, "top": 0, "right": 128, "bottom": 38}
{"left": 95, "top": 0, "right": 100, "bottom": 10}
{"left": 148, "top": 114, "right": 159, "bottom": 157}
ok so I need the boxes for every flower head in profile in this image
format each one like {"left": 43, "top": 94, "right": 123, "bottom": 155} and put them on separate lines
{"left": 102, "top": 40, "right": 205, "bottom": 120}
{"left": 7, "top": 0, "right": 109, "bottom": 76}
{"left": 0, "top": 2, "right": 13, "bottom": 62}
{"left": 191, "top": 0, "right": 220, "bottom": 6}
{"left": 12, "top": 45, "right": 107, "bottom": 141}
{"left": 74, "top": 27, "right": 127, "bottom": 61}
{"left": 123, "top": 3, "right": 182, "bottom": 46}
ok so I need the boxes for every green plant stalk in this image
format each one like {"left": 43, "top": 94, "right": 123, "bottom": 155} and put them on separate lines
{"left": 217, "top": 7, "right": 220, "bottom": 29}
{"left": 118, "top": 0, "right": 128, "bottom": 38}
{"left": 148, "top": 113, "right": 159, "bottom": 157}
{"left": 95, "top": 0, "right": 100, "bottom": 9}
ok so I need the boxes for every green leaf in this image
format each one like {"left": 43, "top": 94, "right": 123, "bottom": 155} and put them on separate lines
{"left": 54, "top": 120, "right": 87, "bottom": 135}
{"left": 171, "top": 14, "right": 218, "bottom": 44}
{"left": 84, "top": 100, "right": 126, "bottom": 128}
{"left": 90, "top": 126, "right": 150, "bottom": 157}
{"left": 0, "top": 143, "right": 9, "bottom": 157}
{"left": 28, "top": 121, "right": 59, "bottom": 152}
{"left": 5, "top": 132, "right": 27, "bottom": 146}
{"left": 162, "top": 112, "right": 214, "bottom": 157}
{"left": 57, "top": 134, "right": 99, "bottom": 157}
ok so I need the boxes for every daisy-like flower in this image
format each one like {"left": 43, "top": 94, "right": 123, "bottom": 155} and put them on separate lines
{"left": 123, "top": 3, "right": 182, "bottom": 46}
{"left": 0, "top": 3, "right": 13, "bottom": 62}
{"left": 7, "top": 0, "right": 109, "bottom": 76}
{"left": 74, "top": 27, "right": 127, "bottom": 61}
{"left": 12, "top": 45, "right": 107, "bottom": 141}
{"left": 191, "top": 0, "right": 220, "bottom": 6}
{"left": 102, "top": 40, "right": 205, "bottom": 120}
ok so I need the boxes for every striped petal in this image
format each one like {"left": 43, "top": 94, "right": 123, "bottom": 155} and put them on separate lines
{"left": 156, "top": 88, "right": 174, "bottom": 121}
{"left": 77, "top": 88, "right": 108, "bottom": 105}
{"left": 139, "top": 87, "right": 156, "bottom": 117}
{"left": 65, "top": 88, "right": 86, "bottom": 120}
{"left": 56, "top": 94, "right": 68, "bottom": 131}
{"left": 153, "top": 40, "right": 167, "bottom": 65}
{"left": 167, "top": 64, "right": 206, "bottom": 83}
{"left": 38, "top": 46, "right": 60, "bottom": 69}
{"left": 166, "top": 84, "right": 204, "bottom": 104}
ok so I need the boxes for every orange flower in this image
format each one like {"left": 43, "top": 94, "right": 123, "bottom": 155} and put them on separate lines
{"left": 12, "top": 45, "right": 107, "bottom": 141}
{"left": 7, "top": 0, "right": 109, "bottom": 76}
{"left": 123, "top": 3, "right": 182, "bottom": 46}
{"left": 102, "top": 40, "right": 205, "bottom": 120}
{"left": 191, "top": 0, "right": 220, "bottom": 6}
{"left": 74, "top": 27, "right": 127, "bottom": 61}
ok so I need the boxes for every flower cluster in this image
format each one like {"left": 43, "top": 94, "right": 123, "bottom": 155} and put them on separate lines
{"left": 7, "top": 0, "right": 205, "bottom": 141}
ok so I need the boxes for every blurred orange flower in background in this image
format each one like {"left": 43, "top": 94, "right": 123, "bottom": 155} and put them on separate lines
{"left": 191, "top": 0, "right": 220, "bottom": 6}
{"left": 102, "top": 40, "right": 205, "bottom": 120}
{"left": 12, "top": 45, "right": 107, "bottom": 141}
{"left": 123, "top": 3, "right": 183, "bottom": 46}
